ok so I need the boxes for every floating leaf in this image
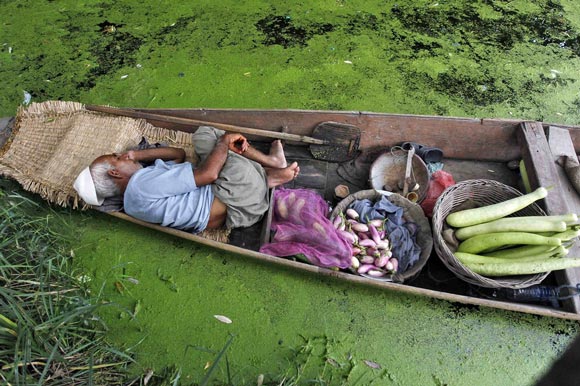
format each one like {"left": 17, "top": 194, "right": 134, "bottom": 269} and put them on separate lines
{"left": 143, "top": 369, "right": 154, "bottom": 385}
{"left": 114, "top": 281, "right": 125, "bottom": 294}
{"left": 363, "top": 359, "right": 381, "bottom": 369}
{"left": 326, "top": 357, "right": 340, "bottom": 368}
{"left": 213, "top": 314, "right": 232, "bottom": 324}
{"left": 132, "top": 299, "right": 142, "bottom": 318}
{"left": 125, "top": 276, "right": 140, "bottom": 285}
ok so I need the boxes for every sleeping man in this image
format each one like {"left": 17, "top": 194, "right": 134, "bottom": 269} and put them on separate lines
{"left": 73, "top": 126, "right": 300, "bottom": 233}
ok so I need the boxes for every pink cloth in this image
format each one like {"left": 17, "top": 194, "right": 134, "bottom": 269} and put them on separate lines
{"left": 259, "top": 188, "right": 352, "bottom": 269}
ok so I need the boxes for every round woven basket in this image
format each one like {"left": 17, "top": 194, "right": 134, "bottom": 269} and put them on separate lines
{"left": 432, "top": 179, "right": 549, "bottom": 289}
{"left": 330, "top": 189, "right": 433, "bottom": 283}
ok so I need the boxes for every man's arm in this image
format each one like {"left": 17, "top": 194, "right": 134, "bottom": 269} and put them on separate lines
{"left": 193, "top": 133, "right": 247, "bottom": 186}
{"left": 126, "top": 147, "right": 186, "bottom": 164}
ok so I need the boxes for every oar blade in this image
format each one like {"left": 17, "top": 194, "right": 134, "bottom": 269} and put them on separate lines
{"left": 310, "top": 122, "right": 361, "bottom": 162}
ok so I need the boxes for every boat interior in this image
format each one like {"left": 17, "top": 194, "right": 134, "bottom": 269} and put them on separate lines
{"left": 231, "top": 138, "right": 558, "bottom": 306}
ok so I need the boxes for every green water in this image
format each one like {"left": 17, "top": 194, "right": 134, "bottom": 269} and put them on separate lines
{"left": 3, "top": 0, "right": 580, "bottom": 384}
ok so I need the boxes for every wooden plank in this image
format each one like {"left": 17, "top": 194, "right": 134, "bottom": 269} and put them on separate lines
{"left": 136, "top": 108, "right": 525, "bottom": 161}
{"left": 517, "top": 122, "right": 580, "bottom": 313}
{"left": 546, "top": 126, "right": 580, "bottom": 207}
{"left": 546, "top": 126, "right": 580, "bottom": 308}
{"left": 443, "top": 159, "right": 520, "bottom": 187}
{"left": 260, "top": 188, "right": 276, "bottom": 246}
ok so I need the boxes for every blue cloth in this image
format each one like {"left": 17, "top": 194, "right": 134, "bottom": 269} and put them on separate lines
{"left": 349, "top": 196, "right": 421, "bottom": 272}
{"left": 124, "top": 159, "right": 213, "bottom": 233}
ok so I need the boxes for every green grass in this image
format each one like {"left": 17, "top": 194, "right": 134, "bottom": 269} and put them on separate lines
{"left": 0, "top": 181, "right": 132, "bottom": 385}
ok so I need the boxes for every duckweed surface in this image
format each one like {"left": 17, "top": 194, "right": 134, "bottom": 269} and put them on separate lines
{"left": 3, "top": 0, "right": 580, "bottom": 384}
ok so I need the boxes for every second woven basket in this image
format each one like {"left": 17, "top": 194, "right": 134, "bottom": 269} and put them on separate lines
{"left": 432, "top": 179, "right": 550, "bottom": 289}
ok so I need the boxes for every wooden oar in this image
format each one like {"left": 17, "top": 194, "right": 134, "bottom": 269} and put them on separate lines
{"left": 84, "top": 104, "right": 361, "bottom": 162}
{"left": 86, "top": 104, "right": 325, "bottom": 144}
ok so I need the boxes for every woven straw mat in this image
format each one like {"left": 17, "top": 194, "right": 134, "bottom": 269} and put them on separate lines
{"left": 0, "top": 100, "right": 229, "bottom": 242}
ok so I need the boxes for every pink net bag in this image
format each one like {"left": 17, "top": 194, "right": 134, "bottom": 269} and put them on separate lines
{"left": 259, "top": 188, "right": 353, "bottom": 269}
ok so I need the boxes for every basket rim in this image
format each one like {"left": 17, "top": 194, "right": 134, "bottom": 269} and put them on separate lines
{"left": 432, "top": 179, "right": 549, "bottom": 289}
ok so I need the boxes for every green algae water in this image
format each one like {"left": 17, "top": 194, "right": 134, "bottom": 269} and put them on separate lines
{"left": 74, "top": 213, "right": 578, "bottom": 385}
{"left": 3, "top": 0, "right": 580, "bottom": 384}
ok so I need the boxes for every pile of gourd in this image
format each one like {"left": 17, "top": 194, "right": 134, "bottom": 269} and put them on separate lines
{"left": 447, "top": 187, "right": 580, "bottom": 276}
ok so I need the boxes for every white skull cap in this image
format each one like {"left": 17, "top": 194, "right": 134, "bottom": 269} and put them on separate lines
{"left": 73, "top": 166, "right": 104, "bottom": 206}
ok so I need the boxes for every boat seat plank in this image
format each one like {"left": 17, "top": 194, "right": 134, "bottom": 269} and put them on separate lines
{"left": 517, "top": 122, "right": 580, "bottom": 314}
{"left": 443, "top": 159, "right": 519, "bottom": 187}
{"left": 546, "top": 126, "right": 580, "bottom": 208}
{"left": 546, "top": 126, "right": 580, "bottom": 304}
{"left": 286, "top": 158, "right": 327, "bottom": 191}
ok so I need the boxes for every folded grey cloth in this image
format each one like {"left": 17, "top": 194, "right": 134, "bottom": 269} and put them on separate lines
{"left": 94, "top": 137, "right": 166, "bottom": 213}
{"left": 349, "top": 196, "right": 421, "bottom": 272}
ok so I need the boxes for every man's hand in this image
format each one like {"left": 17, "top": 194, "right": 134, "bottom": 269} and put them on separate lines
{"left": 220, "top": 133, "right": 248, "bottom": 155}
{"left": 194, "top": 133, "right": 247, "bottom": 186}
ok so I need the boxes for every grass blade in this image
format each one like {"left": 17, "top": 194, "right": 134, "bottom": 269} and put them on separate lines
{"left": 200, "top": 334, "right": 235, "bottom": 386}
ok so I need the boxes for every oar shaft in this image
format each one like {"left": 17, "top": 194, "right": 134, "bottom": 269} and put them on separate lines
{"left": 85, "top": 105, "right": 327, "bottom": 145}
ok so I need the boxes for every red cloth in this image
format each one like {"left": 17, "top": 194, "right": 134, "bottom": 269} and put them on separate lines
{"left": 420, "top": 170, "right": 455, "bottom": 217}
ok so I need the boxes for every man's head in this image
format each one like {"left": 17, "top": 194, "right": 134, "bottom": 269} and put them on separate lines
{"left": 74, "top": 152, "right": 143, "bottom": 205}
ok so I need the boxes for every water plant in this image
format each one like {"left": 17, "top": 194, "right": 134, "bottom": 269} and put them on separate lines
{"left": 0, "top": 181, "right": 131, "bottom": 385}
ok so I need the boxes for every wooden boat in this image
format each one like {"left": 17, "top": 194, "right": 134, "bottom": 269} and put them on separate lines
{"left": 3, "top": 107, "right": 580, "bottom": 320}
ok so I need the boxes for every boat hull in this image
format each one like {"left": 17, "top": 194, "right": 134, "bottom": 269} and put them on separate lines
{"left": 3, "top": 107, "right": 580, "bottom": 320}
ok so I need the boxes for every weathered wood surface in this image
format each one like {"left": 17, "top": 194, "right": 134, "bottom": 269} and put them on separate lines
{"left": 136, "top": 108, "right": 528, "bottom": 161}
{"left": 546, "top": 126, "right": 580, "bottom": 208}
{"left": 517, "top": 122, "right": 580, "bottom": 313}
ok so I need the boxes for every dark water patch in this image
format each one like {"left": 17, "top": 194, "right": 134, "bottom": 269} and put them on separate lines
{"left": 548, "top": 323, "right": 575, "bottom": 349}
{"left": 398, "top": 46, "right": 574, "bottom": 107}
{"left": 255, "top": 15, "right": 334, "bottom": 48}
{"left": 390, "top": 3, "right": 470, "bottom": 40}
{"left": 78, "top": 28, "right": 143, "bottom": 90}
{"left": 568, "top": 95, "right": 580, "bottom": 114}
{"left": 98, "top": 20, "right": 124, "bottom": 33}
{"left": 435, "top": 70, "right": 516, "bottom": 106}
{"left": 343, "top": 11, "right": 381, "bottom": 34}
{"left": 430, "top": 65, "right": 572, "bottom": 106}
{"left": 155, "top": 16, "right": 198, "bottom": 46}
{"left": 447, "top": 302, "right": 481, "bottom": 318}
{"left": 390, "top": 1, "right": 580, "bottom": 54}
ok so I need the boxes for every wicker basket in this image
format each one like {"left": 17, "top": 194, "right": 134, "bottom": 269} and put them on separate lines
{"left": 432, "top": 179, "right": 549, "bottom": 289}
{"left": 330, "top": 189, "right": 433, "bottom": 283}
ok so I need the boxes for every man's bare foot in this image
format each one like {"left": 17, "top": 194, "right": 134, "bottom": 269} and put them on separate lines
{"left": 268, "top": 140, "right": 287, "bottom": 168}
{"left": 266, "top": 162, "right": 300, "bottom": 188}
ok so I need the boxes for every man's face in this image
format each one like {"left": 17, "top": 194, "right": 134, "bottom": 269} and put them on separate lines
{"left": 93, "top": 152, "right": 143, "bottom": 178}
